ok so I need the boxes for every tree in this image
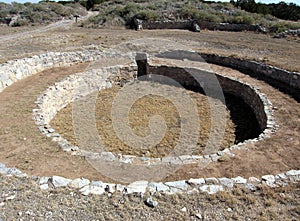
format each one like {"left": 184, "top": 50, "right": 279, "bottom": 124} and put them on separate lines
{"left": 233, "top": 0, "right": 300, "bottom": 21}
{"left": 86, "top": 0, "right": 105, "bottom": 10}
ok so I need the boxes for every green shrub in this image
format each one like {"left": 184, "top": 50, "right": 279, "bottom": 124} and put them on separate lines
{"left": 242, "top": 15, "right": 255, "bottom": 25}
{"left": 270, "top": 21, "right": 300, "bottom": 33}
{"left": 120, "top": 2, "right": 141, "bottom": 18}
{"left": 11, "top": 18, "right": 28, "bottom": 26}
{"left": 196, "top": 10, "right": 222, "bottom": 23}
{"left": 135, "top": 10, "right": 160, "bottom": 21}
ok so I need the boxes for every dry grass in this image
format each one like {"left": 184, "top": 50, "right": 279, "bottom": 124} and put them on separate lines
{"left": 52, "top": 83, "right": 235, "bottom": 158}
{"left": 2, "top": 174, "right": 299, "bottom": 220}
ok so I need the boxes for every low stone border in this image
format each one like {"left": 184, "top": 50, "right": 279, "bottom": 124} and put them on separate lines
{"left": 1, "top": 50, "right": 298, "bottom": 197}
{"left": 33, "top": 60, "right": 277, "bottom": 165}
{"left": 32, "top": 51, "right": 277, "bottom": 166}
{"left": 274, "top": 29, "right": 300, "bottom": 38}
{"left": 1, "top": 162, "right": 299, "bottom": 196}
{"left": 199, "top": 53, "right": 300, "bottom": 102}
{"left": 0, "top": 50, "right": 106, "bottom": 93}
{"left": 132, "top": 19, "right": 265, "bottom": 33}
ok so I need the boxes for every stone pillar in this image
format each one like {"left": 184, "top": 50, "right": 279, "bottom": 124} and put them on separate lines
{"left": 135, "top": 53, "right": 149, "bottom": 77}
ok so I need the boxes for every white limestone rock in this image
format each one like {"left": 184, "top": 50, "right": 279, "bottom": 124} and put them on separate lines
{"left": 165, "top": 180, "right": 188, "bottom": 190}
{"left": 262, "top": 175, "right": 276, "bottom": 187}
{"left": 145, "top": 197, "right": 158, "bottom": 208}
{"left": 187, "top": 178, "right": 205, "bottom": 185}
{"left": 52, "top": 176, "right": 72, "bottom": 188}
{"left": 218, "top": 178, "right": 234, "bottom": 188}
{"left": 126, "top": 181, "right": 148, "bottom": 194}
{"left": 80, "top": 185, "right": 105, "bottom": 196}
{"left": 200, "top": 185, "right": 224, "bottom": 194}
{"left": 148, "top": 182, "right": 170, "bottom": 192}
{"left": 68, "top": 178, "right": 90, "bottom": 189}
{"left": 40, "top": 184, "right": 49, "bottom": 190}
{"left": 232, "top": 176, "right": 247, "bottom": 184}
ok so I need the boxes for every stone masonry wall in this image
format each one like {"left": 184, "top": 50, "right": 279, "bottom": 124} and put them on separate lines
{"left": 142, "top": 20, "right": 192, "bottom": 30}
{"left": 0, "top": 50, "right": 103, "bottom": 93}
{"left": 149, "top": 66, "right": 270, "bottom": 131}
{"left": 196, "top": 21, "right": 264, "bottom": 32}
{"left": 1, "top": 51, "right": 299, "bottom": 196}
{"left": 200, "top": 53, "right": 300, "bottom": 101}
{"left": 139, "top": 20, "right": 263, "bottom": 32}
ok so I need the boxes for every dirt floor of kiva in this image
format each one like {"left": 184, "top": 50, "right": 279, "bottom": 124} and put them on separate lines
{"left": 0, "top": 59, "right": 299, "bottom": 183}
{"left": 51, "top": 84, "right": 235, "bottom": 158}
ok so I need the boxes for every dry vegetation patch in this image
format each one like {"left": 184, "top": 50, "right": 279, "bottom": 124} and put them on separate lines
{"left": 0, "top": 174, "right": 299, "bottom": 220}
{"left": 51, "top": 83, "right": 235, "bottom": 158}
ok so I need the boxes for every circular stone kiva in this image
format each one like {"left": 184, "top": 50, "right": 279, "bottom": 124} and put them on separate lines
{"left": 32, "top": 50, "right": 276, "bottom": 183}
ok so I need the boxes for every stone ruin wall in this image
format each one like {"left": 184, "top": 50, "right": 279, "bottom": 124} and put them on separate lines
{"left": 139, "top": 20, "right": 264, "bottom": 32}
{"left": 0, "top": 50, "right": 299, "bottom": 195}
{"left": 200, "top": 53, "right": 300, "bottom": 102}
{"left": 149, "top": 66, "right": 269, "bottom": 131}
{"left": 0, "top": 50, "right": 103, "bottom": 93}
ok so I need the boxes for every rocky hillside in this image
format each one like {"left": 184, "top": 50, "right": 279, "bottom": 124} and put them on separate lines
{"left": 1, "top": 0, "right": 300, "bottom": 34}
{"left": 80, "top": 0, "right": 300, "bottom": 33}
{"left": 0, "top": 2, "right": 87, "bottom": 26}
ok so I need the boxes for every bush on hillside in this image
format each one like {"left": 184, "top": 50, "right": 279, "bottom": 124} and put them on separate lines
{"left": 0, "top": 2, "right": 87, "bottom": 26}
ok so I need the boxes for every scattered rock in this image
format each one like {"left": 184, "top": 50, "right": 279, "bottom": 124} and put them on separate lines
{"left": 180, "top": 207, "right": 187, "bottom": 212}
{"left": 195, "top": 213, "right": 202, "bottom": 219}
{"left": 145, "top": 197, "right": 158, "bottom": 208}
{"left": 25, "top": 210, "right": 31, "bottom": 216}
{"left": 5, "top": 195, "right": 16, "bottom": 201}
